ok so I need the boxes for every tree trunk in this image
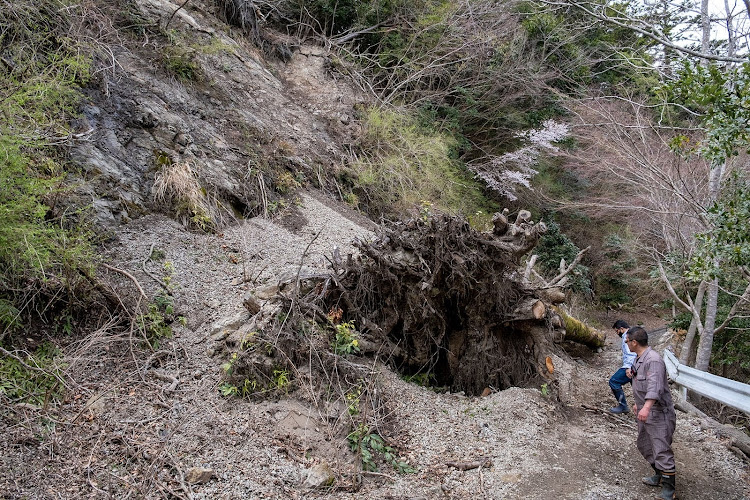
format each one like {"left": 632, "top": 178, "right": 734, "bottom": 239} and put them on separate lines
{"left": 557, "top": 308, "right": 605, "bottom": 348}
{"left": 679, "top": 280, "right": 706, "bottom": 365}
{"left": 695, "top": 162, "right": 726, "bottom": 371}
{"left": 724, "top": 0, "right": 736, "bottom": 58}
{"left": 695, "top": 277, "right": 718, "bottom": 371}
{"left": 701, "top": 0, "right": 710, "bottom": 63}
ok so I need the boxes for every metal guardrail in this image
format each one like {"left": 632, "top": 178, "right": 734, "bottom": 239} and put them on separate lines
{"left": 663, "top": 349, "right": 750, "bottom": 414}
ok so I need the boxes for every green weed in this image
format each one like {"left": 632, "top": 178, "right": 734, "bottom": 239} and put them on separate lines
{"left": 332, "top": 321, "right": 360, "bottom": 356}
{"left": 347, "top": 107, "right": 496, "bottom": 218}
{"left": 347, "top": 424, "right": 415, "bottom": 474}
{"left": 163, "top": 47, "right": 202, "bottom": 82}
{"left": 137, "top": 294, "right": 175, "bottom": 349}
{"left": 0, "top": 343, "right": 64, "bottom": 406}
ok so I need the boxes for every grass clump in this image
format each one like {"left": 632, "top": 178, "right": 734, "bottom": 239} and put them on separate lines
{"left": 163, "top": 46, "right": 203, "bottom": 82}
{"left": 0, "top": 342, "right": 64, "bottom": 407}
{"left": 346, "top": 106, "right": 497, "bottom": 218}
{"left": 152, "top": 159, "right": 218, "bottom": 232}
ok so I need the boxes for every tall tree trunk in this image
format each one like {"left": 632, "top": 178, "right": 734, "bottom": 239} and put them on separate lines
{"left": 695, "top": 161, "right": 726, "bottom": 371}
{"left": 725, "top": 0, "right": 736, "bottom": 58}
{"left": 701, "top": 0, "right": 710, "bottom": 63}
{"left": 695, "top": 277, "right": 718, "bottom": 370}
{"left": 679, "top": 280, "right": 706, "bottom": 365}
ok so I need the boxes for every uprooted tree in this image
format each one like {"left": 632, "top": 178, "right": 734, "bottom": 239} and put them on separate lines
{"left": 255, "top": 209, "right": 604, "bottom": 397}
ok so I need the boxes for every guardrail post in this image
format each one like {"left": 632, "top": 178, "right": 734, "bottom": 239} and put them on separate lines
{"left": 679, "top": 385, "right": 687, "bottom": 402}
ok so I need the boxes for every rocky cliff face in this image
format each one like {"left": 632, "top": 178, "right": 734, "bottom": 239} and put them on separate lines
{"left": 70, "top": 0, "right": 361, "bottom": 229}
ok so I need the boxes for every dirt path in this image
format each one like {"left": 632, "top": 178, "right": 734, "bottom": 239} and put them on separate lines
{"left": 2, "top": 191, "right": 748, "bottom": 499}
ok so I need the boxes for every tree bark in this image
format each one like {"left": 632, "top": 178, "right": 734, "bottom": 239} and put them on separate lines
{"left": 679, "top": 280, "right": 706, "bottom": 365}
{"left": 695, "top": 277, "right": 718, "bottom": 371}
{"left": 701, "top": 0, "right": 710, "bottom": 64}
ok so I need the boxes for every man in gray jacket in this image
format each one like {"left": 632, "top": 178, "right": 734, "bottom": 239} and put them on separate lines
{"left": 627, "top": 326, "right": 676, "bottom": 500}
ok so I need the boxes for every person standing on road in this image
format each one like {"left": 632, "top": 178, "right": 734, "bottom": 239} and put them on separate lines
{"left": 627, "top": 326, "right": 677, "bottom": 500}
{"left": 608, "top": 319, "right": 635, "bottom": 413}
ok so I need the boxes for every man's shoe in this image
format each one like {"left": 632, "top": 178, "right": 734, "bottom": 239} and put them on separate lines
{"left": 609, "top": 405, "right": 629, "bottom": 414}
{"left": 643, "top": 465, "right": 661, "bottom": 486}
{"left": 610, "top": 387, "right": 629, "bottom": 413}
{"left": 657, "top": 470, "right": 676, "bottom": 499}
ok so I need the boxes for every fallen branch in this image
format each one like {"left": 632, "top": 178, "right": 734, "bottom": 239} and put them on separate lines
{"left": 446, "top": 457, "right": 492, "bottom": 471}
{"left": 102, "top": 263, "right": 148, "bottom": 300}
{"left": 675, "top": 399, "right": 750, "bottom": 459}
{"left": 142, "top": 243, "right": 170, "bottom": 292}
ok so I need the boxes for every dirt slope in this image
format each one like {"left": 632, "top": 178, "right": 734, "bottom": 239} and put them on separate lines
{"left": 2, "top": 191, "right": 748, "bottom": 499}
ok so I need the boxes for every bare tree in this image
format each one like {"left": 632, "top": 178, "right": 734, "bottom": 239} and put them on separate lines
{"left": 557, "top": 97, "right": 749, "bottom": 371}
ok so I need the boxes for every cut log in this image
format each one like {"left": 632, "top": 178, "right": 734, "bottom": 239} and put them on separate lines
{"left": 537, "top": 287, "right": 566, "bottom": 304}
{"left": 492, "top": 211, "right": 509, "bottom": 236}
{"left": 532, "top": 300, "right": 546, "bottom": 320}
{"left": 509, "top": 298, "right": 546, "bottom": 321}
{"left": 556, "top": 308, "right": 605, "bottom": 348}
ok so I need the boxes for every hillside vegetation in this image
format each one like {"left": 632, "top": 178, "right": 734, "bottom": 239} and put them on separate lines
{"left": 1, "top": 0, "right": 749, "bottom": 497}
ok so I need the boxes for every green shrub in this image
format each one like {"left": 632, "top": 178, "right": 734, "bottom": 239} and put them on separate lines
{"left": 534, "top": 219, "right": 591, "bottom": 294}
{"left": 137, "top": 294, "right": 176, "bottom": 348}
{"left": 347, "top": 424, "right": 415, "bottom": 474}
{"left": 0, "top": 342, "right": 64, "bottom": 406}
{"left": 0, "top": 0, "right": 98, "bottom": 334}
{"left": 163, "top": 47, "right": 202, "bottom": 81}
{"left": 332, "top": 321, "right": 361, "bottom": 355}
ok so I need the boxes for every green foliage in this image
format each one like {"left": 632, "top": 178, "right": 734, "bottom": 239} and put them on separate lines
{"left": 219, "top": 381, "right": 239, "bottom": 397}
{"left": 348, "top": 107, "right": 497, "bottom": 217}
{"left": 332, "top": 321, "right": 361, "bottom": 355}
{"left": 689, "top": 174, "right": 750, "bottom": 280}
{"left": 517, "top": 0, "right": 658, "bottom": 93}
{"left": 347, "top": 424, "right": 416, "bottom": 474}
{"left": 137, "top": 294, "right": 176, "bottom": 349}
{"left": 345, "top": 385, "right": 363, "bottom": 415}
{"left": 0, "top": 300, "right": 22, "bottom": 331}
{"left": 163, "top": 47, "right": 202, "bottom": 82}
{"left": 0, "top": 0, "right": 97, "bottom": 331}
{"left": 595, "top": 233, "right": 639, "bottom": 306}
{"left": 534, "top": 220, "right": 591, "bottom": 294}
{"left": 402, "top": 372, "right": 433, "bottom": 387}
{"left": 0, "top": 342, "right": 63, "bottom": 406}
{"left": 272, "top": 368, "right": 291, "bottom": 392}
{"left": 286, "top": 0, "right": 411, "bottom": 38}
{"left": 665, "top": 62, "right": 750, "bottom": 165}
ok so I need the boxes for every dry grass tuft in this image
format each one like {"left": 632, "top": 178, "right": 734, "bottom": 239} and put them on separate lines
{"left": 152, "top": 160, "right": 221, "bottom": 231}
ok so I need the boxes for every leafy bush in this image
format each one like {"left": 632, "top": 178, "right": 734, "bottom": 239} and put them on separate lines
{"left": 534, "top": 219, "right": 591, "bottom": 294}
{"left": 594, "top": 233, "right": 639, "bottom": 307}
{"left": 137, "top": 294, "right": 176, "bottom": 349}
{"left": 163, "top": 46, "right": 203, "bottom": 82}
{"left": 332, "top": 321, "right": 361, "bottom": 355}
{"left": 347, "top": 424, "right": 415, "bottom": 474}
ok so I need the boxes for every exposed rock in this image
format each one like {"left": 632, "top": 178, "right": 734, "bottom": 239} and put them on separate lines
{"left": 302, "top": 462, "right": 335, "bottom": 489}
{"left": 185, "top": 467, "right": 214, "bottom": 484}
{"left": 243, "top": 292, "right": 261, "bottom": 314}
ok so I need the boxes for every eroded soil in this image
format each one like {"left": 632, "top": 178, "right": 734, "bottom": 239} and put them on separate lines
{"left": 2, "top": 191, "right": 748, "bottom": 500}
